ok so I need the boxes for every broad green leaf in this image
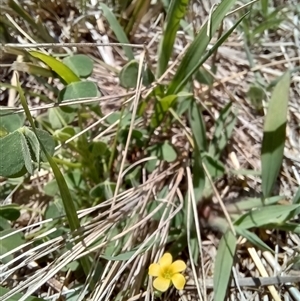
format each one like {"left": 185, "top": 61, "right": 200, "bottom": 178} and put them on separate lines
{"left": 0, "top": 228, "right": 25, "bottom": 264}
{"left": 161, "top": 141, "right": 177, "bottom": 162}
{"left": 119, "top": 60, "right": 139, "bottom": 89}
{"left": 209, "top": 102, "right": 236, "bottom": 158}
{"left": 100, "top": 3, "right": 134, "bottom": 60}
{"left": 29, "top": 51, "right": 80, "bottom": 84}
{"left": 63, "top": 55, "right": 94, "bottom": 78}
{"left": 261, "top": 71, "right": 290, "bottom": 197}
{"left": 0, "top": 204, "right": 20, "bottom": 221}
{"left": 167, "top": 0, "right": 239, "bottom": 94}
{"left": 119, "top": 60, "right": 154, "bottom": 88}
{"left": 23, "top": 127, "right": 40, "bottom": 165}
{"left": 0, "top": 286, "right": 45, "bottom": 301}
{"left": 0, "top": 108, "right": 24, "bottom": 136}
{"left": 234, "top": 204, "right": 300, "bottom": 230}
{"left": 20, "top": 132, "right": 33, "bottom": 174}
{"left": 151, "top": 95, "right": 177, "bottom": 128}
{"left": 235, "top": 227, "right": 273, "bottom": 253}
{"left": 157, "top": 0, "right": 189, "bottom": 77}
{"left": 247, "top": 84, "right": 265, "bottom": 111}
{"left": 0, "top": 131, "right": 25, "bottom": 177}
{"left": 34, "top": 128, "right": 55, "bottom": 161}
{"left": 48, "top": 107, "right": 76, "bottom": 129}
{"left": 58, "top": 81, "right": 100, "bottom": 108}
{"left": 213, "top": 230, "right": 236, "bottom": 300}
{"left": 90, "top": 181, "right": 116, "bottom": 199}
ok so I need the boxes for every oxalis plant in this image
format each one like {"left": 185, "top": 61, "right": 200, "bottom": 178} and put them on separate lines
{"left": 1, "top": 0, "right": 300, "bottom": 301}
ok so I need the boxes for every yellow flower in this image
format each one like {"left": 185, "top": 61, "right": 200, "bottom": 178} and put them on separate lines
{"left": 148, "top": 253, "right": 186, "bottom": 292}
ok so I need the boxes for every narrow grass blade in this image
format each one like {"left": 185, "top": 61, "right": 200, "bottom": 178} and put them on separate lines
{"left": 167, "top": 0, "right": 240, "bottom": 94}
{"left": 235, "top": 227, "right": 274, "bottom": 253}
{"left": 209, "top": 102, "right": 236, "bottom": 158}
{"left": 213, "top": 230, "right": 236, "bottom": 301}
{"left": 8, "top": 0, "right": 54, "bottom": 42}
{"left": 189, "top": 99, "right": 206, "bottom": 201}
{"left": 100, "top": 3, "right": 134, "bottom": 60}
{"left": 29, "top": 51, "right": 80, "bottom": 84}
{"left": 15, "top": 76, "right": 92, "bottom": 284}
{"left": 188, "top": 99, "right": 207, "bottom": 152}
{"left": 293, "top": 186, "right": 300, "bottom": 204}
{"left": 261, "top": 71, "right": 290, "bottom": 197}
{"left": 157, "top": 0, "right": 189, "bottom": 77}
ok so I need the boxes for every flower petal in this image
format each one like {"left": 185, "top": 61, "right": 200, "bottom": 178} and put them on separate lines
{"left": 153, "top": 277, "right": 171, "bottom": 292}
{"left": 148, "top": 263, "right": 160, "bottom": 276}
{"left": 159, "top": 253, "right": 172, "bottom": 267}
{"left": 171, "top": 273, "right": 186, "bottom": 290}
{"left": 170, "top": 260, "right": 186, "bottom": 273}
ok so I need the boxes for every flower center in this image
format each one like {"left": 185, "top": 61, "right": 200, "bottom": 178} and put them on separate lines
{"left": 161, "top": 267, "right": 173, "bottom": 280}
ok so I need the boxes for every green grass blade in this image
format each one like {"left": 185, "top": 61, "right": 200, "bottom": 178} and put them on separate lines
{"left": 188, "top": 99, "right": 206, "bottom": 201}
{"left": 293, "top": 186, "right": 300, "bottom": 204}
{"left": 29, "top": 51, "right": 80, "bottom": 84}
{"left": 157, "top": 0, "right": 189, "bottom": 77}
{"left": 100, "top": 3, "right": 134, "bottom": 60}
{"left": 213, "top": 230, "right": 236, "bottom": 301}
{"left": 15, "top": 76, "right": 92, "bottom": 284}
{"left": 235, "top": 227, "right": 274, "bottom": 253}
{"left": 261, "top": 71, "right": 290, "bottom": 197}
{"left": 167, "top": 0, "right": 240, "bottom": 94}
{"left": 234, "top": 204, "right": 300, "bottom": 230}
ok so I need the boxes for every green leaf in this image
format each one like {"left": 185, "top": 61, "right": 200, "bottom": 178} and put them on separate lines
{"left": 235, "top": 227, "right": 273, "bottom": 253}
{"left": 226, "top": 196, "right": 284, "bottom": 213}
{"left": 0, "top": 204, "right": 20, "bottom": 221}
{"left": 16, "top": 75, "right": 93, "bottom": 283}
{"left": 48, "top": 107, "right": 76, "bottom": 129}
{"left": 213, "top": 230, "right": 236, "bottom": 300}
{"left": 151, "top": 94, "right": 177, "bottom": 128}
{"left": 90, "top": 181, "right": 116, "bottom": 199}
{"left": 167, "top": 0, "right": 241, "bottom": 94}
{"left": 261, "top": 71, "right": 290, "bottom": 197}
{"left": 0, "top": 131, "right": 25, "bottom": 177}
{"left": 8, "top": 0, "right": 54, "bottom": 43}
{"left": 23, "top": 127, "right": 40, "bottom": 165}
{"left": 0, "top": 286, "right": 45, "bottom": 301}
{"left": 189, "top": 99, "right": 207, "bottom": 152}
{"left": 63, "top": 54, "right": 94, "bottom": 78}
{"left": 34, "top": 128, "right": 55, "bottom": 161}
{"left": 161, "top": 141, "right": 177, "bottom": 162}
{"left": 20, "top": 132, "right": 33, "bottom": 174}
{"left": 234, "top": 204, "right": 300, "bottom": 230}
{"left": 0, "top": 228, "right": 25, "bottom": 264}
{"left": 293, "top": 186, "right": 300, "bottom": 204}
{"left": 157, "top": 0, "right": 189, "bottom": 77}
{"left": 202, "top": 154, "right": 225, "bottom": 179}
{"left": 58, "top": 81, "right": 100, "bottom": 106}
{"left": 0, "top": 108, "right": 24, "bottom": 136}
{"left": 29, "top": 51, "right": 80, "bottom": 84}
{"left": 100, "top": 3, "right": 134, "bottom": 60}
{"left": 189, "top": 99, "right": 206, "bottom": 201}
{"left": 119, "top": 60, "right": 139, "bottom": 89}
{"left": 209, "top": 102, "right": 236, "bottom": 158}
